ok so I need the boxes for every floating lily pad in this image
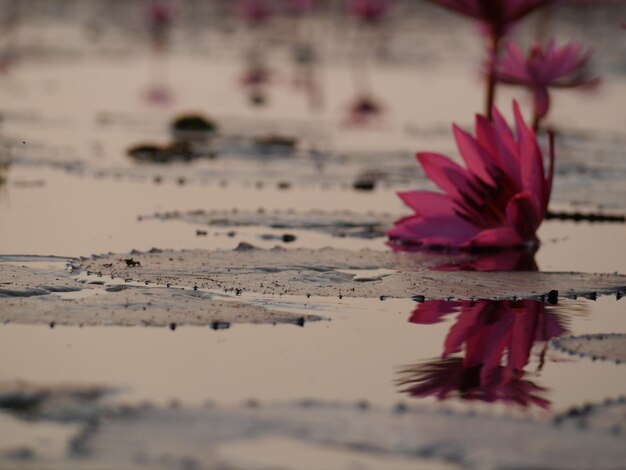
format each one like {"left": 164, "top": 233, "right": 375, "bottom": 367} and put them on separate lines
{"left": 554, "top": 398, "right": 626, "bottom": 436}
{"left": 0, "top": 263, "right": 321, "bottom": 327}
{"left": 551, "top": 334, "right": 626, "bottom": 363}
{"left": 141, "top": 209, "right": 396, "bottom": 239}
{"left": 76, "top": 248, "right": 626, "bottom": 300}
{"left": 64, "top": 402, "right": 626, "bottom": 470}
{"left": 0, "top": 381, "right": 115, "bottom": 425}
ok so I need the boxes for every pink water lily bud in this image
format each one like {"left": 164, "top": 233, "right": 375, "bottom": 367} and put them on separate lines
{"left": 496, "top": 40, "right": 599, "bottom": 126}
{"left": 387, "top": 101, "right": 555, "bottom": 250}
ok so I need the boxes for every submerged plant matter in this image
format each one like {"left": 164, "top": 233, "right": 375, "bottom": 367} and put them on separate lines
{"left": 387, "top": 101, "right": 554, "bottom": 250}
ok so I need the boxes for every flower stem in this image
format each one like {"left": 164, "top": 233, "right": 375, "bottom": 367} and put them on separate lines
{"left": 485, "top": 34, "right": 501, "bottom": 120}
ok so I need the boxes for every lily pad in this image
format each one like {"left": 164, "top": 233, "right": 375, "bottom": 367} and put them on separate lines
{"left": 141, "top": 209, "right": 396, "bottom": 239}
{"left": 0, "top": 263, "right": 321, "bottom": 327}
{"left": 551, "top": 334, "right": 626, "bottom": 363}
{"left": 65, "top": 402, "right": 626, "bottom": 470}
{"left": 76, "top": 248, "right": 626, "bottom": 300}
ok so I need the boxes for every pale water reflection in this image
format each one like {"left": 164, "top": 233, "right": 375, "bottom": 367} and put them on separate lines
{"left": 0, "top": 296, "right": 623, "bottom": 417}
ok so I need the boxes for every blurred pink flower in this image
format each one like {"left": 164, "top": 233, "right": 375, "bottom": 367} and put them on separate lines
{"left": 496, "top": 40, "right": 598, "bottom": 127}
{"left": 387, "top": 101, "right": 554, "bottom": 250}
{"left": 144, "top": 85, "right": 174, "bottom": 106}
{"left": 237, "top": 0, "right": 273, "bottom": 25}
{"left": 426, "top": 0, "right": 548, "bottom": 36}
{"left": 399, "top": 299, "right": 569, "bottom": 408}
{"left": 283, "top": 0, "right": 316, "bottom": 14}
{"left": 345, "top": 95, "right": 384, "bottom": 126}
{"left": 149, "top": 1, "right": 174, "bottom": 28}
{"left": 148, "top": 1, "right": 174, "bottom": 50}
{"left": 241, "top": 65, "right": 271, "bottom": 89}
{"left": 347, "top": 0, "right": 393, "bottom": 24}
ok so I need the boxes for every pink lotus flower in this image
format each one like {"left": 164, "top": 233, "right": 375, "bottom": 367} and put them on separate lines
{"left": 387, "top": 101, "right": 554, "bottom": 250}
{"left": 347, "top": 0, "right": 393, "bottom": 24}
{"left": 399, "top": 299, "right": 569, "bottom": 408}
{"left": 426, "top": 0, "right": 548, "bottom": 37}
{"left": 496, "top": 40, "right": 598, "bottom": 128}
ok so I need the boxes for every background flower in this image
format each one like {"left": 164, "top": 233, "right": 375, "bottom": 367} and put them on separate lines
{"left": 496, "top": 40, "right": 599, "bottom": 128}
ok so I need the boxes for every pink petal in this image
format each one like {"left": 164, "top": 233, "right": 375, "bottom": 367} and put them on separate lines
{"left": 453, "top": 124, "right": 496, "bottom": 185}
{"left": 463, "top": 226, "right": 525, "bottom": 249}
{"left": 417, "top": 152, "right": 478, "bottom": 203}
{"left": 387, "top": 214, "right": 480, "bottom": 247}
{"left": 409, "top": 301, "right": 461, "bottom": 325}
{"left": 397, "top": 191, "right": 456, "bottom": 218}
{"left": 506, "top": 191, "right": 541, "bottom": 242}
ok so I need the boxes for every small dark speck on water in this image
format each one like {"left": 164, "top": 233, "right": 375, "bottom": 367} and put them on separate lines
{"left": 546, "top": 289, "right": 559, "bottom": 305}
{"left": 211, "top": 321, "right": 231, "bottom": 330}
{"left": 353, "top": 180, "right": 375, "bottom": 191}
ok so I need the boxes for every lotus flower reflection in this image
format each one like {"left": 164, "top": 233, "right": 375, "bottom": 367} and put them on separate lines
{"left": 496, "top": 40, "right": 598, "bottom": 129}
{"left": 387, "top": 102, "right": 554, "bottom": 250}
{"left": 398, "top": 299, "right": 570, "bottom": 408}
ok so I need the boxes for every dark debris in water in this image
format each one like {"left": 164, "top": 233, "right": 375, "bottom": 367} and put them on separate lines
{"left": 141, "top": 208, "right": 395, "bottom": 240}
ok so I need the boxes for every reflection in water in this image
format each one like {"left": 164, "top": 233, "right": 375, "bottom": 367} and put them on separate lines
{"left": 435, "top": 248, "right": 539, "bottom": 272}
{"left": 391, "top": 243, "right": 539, "bottom": 272}
{"left": 398, "top": 299, "right": 582, "bottom": 409}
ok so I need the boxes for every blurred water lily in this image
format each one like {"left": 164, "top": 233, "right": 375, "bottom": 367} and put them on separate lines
{"left": 496, "top": 40, "right": 598, "bottom": 129}
{"left": 347, "top": 0, "right": 393, "bottom": 24}
{"left": 387, "top": 101, "right": 554, "bottom": 250}
{"left": 283, "top": 0, "right": 316, "bottom": 14}
{"left": 426, "top": 0, "right": 548, "bottom": 116}
{"left": 345, "top": 95, "right": 384, "bottom": 126}
{"left": 237, "top": 0, "right": 273, "bottom": 25}
{"left": 426, "top": 0, "right": 548, "bottom": 37}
